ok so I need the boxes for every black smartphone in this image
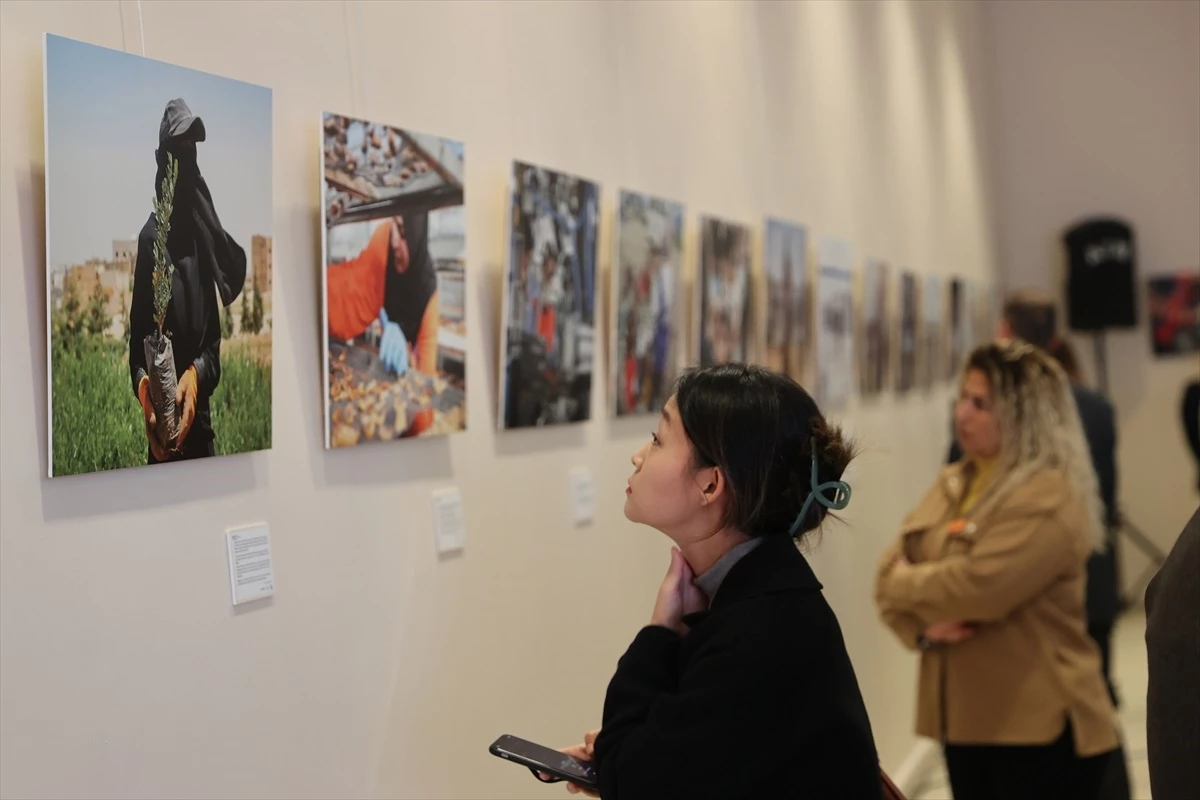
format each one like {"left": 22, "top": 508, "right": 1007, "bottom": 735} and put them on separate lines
{"left": 488, "top": 734, "right": 599, "bottom": 791}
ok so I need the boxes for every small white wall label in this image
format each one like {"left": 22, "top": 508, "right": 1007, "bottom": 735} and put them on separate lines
{"left": 226, "top": 523, "right": 274, "bottom": 606}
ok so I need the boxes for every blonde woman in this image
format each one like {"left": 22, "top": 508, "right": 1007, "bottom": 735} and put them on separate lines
{"left": 876, "top": 341, "right": 1118, "bottom": 800}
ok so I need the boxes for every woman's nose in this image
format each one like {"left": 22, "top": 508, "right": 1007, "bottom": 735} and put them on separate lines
{"left": 631, "top": 445, "right": 645, "bottom": 469}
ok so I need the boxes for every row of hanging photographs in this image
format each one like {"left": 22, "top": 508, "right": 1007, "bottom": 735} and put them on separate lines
{"left": 496, "top": 170, "right": 999, "bottom": 433}
{"left": 42, "top": 34, "right": 995, "bottom": 478}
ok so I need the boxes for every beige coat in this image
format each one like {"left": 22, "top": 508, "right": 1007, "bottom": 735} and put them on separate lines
{"left": 875, "top": 463, "right": 1118, "bottom": 757}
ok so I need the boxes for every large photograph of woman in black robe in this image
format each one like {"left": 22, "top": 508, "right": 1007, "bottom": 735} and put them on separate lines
{"left": 45, "top": 35, "right": 273, "bottom": 477}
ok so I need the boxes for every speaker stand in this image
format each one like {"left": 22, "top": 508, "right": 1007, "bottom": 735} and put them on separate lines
{"left": 1091, "top": 331, "right": 1169, "bottom": 607}
{"left": 1115, "top": 513, "right": 1170, "bottom": 608}
{"left": 1091, "top": 332, "right": 1110, "bottom": 395}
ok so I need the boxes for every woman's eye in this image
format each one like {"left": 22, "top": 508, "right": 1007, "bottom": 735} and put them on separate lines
{"left": 651, "top": 433, "right": 661, "bottom": 446}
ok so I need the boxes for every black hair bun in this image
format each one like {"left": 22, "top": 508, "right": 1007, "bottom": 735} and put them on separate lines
{"left": 811, "top": 419, "right": 856, "bottom": 486}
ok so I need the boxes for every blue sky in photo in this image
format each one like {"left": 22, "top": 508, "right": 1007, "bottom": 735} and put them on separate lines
{"left": 45, "top": 34, "right": 272, "bottom": 269}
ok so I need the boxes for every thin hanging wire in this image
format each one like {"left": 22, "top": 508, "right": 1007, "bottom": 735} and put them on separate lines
{"left": 342, "top": 0, "right": 358, "bottom": 115}
{"left": 118, "top": 0, "right": 128, "bottom": 52}
{"left": 607, "top": 1, "right": 632, "bottom": 188}
{"left": 356, "top": 0, "right": 370, "bottom": 116}
{"left": 605, "top": 0, "right": 630, "bottom": 372}
{"left": 498, "top": 8, "right": 524, "bottom": 162}
{"left": 136, "top": 0, "right": 146, "bottom": 56}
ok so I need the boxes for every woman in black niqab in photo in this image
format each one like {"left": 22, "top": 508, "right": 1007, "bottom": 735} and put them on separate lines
{"left": 128, "top": 97, "right": 247, "bottom": 464}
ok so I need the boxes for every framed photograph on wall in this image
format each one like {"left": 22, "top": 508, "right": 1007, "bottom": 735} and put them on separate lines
{"left": 969, "top": 280, "right": 991, "bottom": 354}
{"left": 897, "top": 271, "right": 919, "bottom": 393}
{"left": 612, "top": 191, "right": 684, "bottom": 417}
{"left": 947, "top": 276, "right": 966, "bottom": 379}
{"left": 860, "top": 259, "right": 890, "bottom": 396}
{"left": 816, "top": 238, "right": 855, "bottom": 411}
{"left": 698, "top": 216, "right": 752, "bottom": 367}
{"left": 920, "top": 275, "right": 944, "bottom": 391}
{"left": 44, "top": 34, "right": 273, "bottom": 477}
{"left": 1146, "top": 273, "right": 1200, "bottom": 356}
{"left": 321, "top": 113, "right": 467, "bottom": 448}
{"left": 499, "top": 161, "right": 599, "bottom": 430}
{"left": 763, "top": 218, "right": 810, "bottom": 383}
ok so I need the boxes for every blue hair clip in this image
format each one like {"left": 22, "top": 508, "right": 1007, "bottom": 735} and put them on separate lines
{"left": 788, "top": 439, "right": 852, "bottom": 536}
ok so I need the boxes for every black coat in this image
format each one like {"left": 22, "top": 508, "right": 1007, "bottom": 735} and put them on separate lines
{"left": 947, "top": 381, "right": 1120, "bottom": 624}
{"left": 1145, "top": 505, "right": 1200, "bottom": 800}
{"left": 1183, "top": 380, "right": 1200, "bottom": 488}
{"left": 593, "top": 535, "right": 882, "bottom": 800}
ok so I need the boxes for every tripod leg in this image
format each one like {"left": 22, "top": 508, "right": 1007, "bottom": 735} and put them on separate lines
{"left": 1122, "top": 562, "right": 1161, "bottom": 608}
{"left": 1118, "top": 516, "right": 1170, "bottom": 563}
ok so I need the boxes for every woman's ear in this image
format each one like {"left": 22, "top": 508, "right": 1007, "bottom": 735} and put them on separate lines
{"left": 698, "top": 465, "right": 726, "bottom": 508}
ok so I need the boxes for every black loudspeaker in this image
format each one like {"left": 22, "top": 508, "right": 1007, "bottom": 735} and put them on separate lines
{"left": 1062, "top": 216, "right": 1139, "bottom": 331}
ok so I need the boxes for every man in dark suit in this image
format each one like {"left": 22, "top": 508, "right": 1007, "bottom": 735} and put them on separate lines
{"left": 1141, "top": 374, "right": 1200, "bottom": 800}
{"left": 1183, "top": 379, "right": 1200, "bottom": 490}
{"left": 1145, "top": 505, "right": 1199, "bottom": 800}
{"left": 1044, "top": 334, "right": 1121, "bottom": 695}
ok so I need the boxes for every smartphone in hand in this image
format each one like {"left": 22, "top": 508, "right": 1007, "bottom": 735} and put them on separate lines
{"left": 489, "top": 734, "right": 599, "bottom": 792}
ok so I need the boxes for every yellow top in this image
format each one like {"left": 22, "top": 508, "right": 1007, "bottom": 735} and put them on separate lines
{"left": 958, "top": 457, "right": 997, "bottom": 515}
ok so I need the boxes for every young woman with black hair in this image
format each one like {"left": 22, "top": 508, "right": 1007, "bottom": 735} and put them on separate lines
{"left": 544, "top": 363, "right": 884, "bottom": 799}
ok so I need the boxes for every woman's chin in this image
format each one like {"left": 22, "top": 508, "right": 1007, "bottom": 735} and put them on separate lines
{"left": 623, "top": 495, "right": 638, "bottom": 523}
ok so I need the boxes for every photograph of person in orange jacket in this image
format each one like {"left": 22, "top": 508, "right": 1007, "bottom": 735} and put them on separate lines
{"left": 327, "top": 213, "right": 440, "bottom": 437}
{"left": 321, "top": 114, "right": 466, "bottom": 447}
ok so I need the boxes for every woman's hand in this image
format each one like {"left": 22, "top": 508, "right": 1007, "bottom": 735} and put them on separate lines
{"left": 892, "top": 555, "right": 975, "bottom": 644}
{"left": 173, "top": 365, "right": 199, "bottom": 451}
{"left": 924, "top": 620, "right": 976, "bottom": 644}
{"left": 538, "top": 729, "right": 600, "bottom": 797}
{"left": 651, "top": 548, "right": 709, "bottom": 635}
{"left": 137, "top": 375, "right": 169, "bottom": 462}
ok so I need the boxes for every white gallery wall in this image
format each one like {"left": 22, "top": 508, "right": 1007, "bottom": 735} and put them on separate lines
{"left": 984, "top": 0, "right": 1200, "bottom": 589}
{"left": 1, "top": 1, "right": 997, "bottom": 798}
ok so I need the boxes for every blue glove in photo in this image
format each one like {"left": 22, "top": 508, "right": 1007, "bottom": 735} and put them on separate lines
{"left": 377, "top": 309, "right": 409, "bottom": 376}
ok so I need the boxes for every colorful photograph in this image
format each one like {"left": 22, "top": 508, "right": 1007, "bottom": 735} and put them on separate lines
{"left": 1146, "top": 273, "right": 1200, "bottom": 356}
{"left": 947, "top": 277, "right": 966, "bottom": 379}
{"left": 920, "top": 275, "right": 944, "bottom": 390}
{"left": 897, "top": 271, "right": 918, "bottom": 393}
{"left": 699, "top": 217, "right": 752, "bottom": 367}
{"left": 816, "top": 238, "right": 855, "bottom": 410}
{"left": 321, "top": 114, "right": 466, "bottom": 448}
{"left": 500, "top": 161, "right": 599, "bottom": 429}
{"left": 860, "top": 259, "right": 889, "bottom": 395}
{"left": 45, "top": 35, "right": 273, "bottom": 477}
{"left": 612, "top": 191, "right": 684, "bottom": 416}
{"left": 763, "top": 219, "right": 810, "bottom": 381}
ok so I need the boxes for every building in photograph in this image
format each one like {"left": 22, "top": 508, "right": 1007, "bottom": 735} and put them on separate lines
{"left": 112, "top": 238, "right": 137, "bottom": 267}
{"left": 249, "top": 234, "right": 272, "bottom": 293}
